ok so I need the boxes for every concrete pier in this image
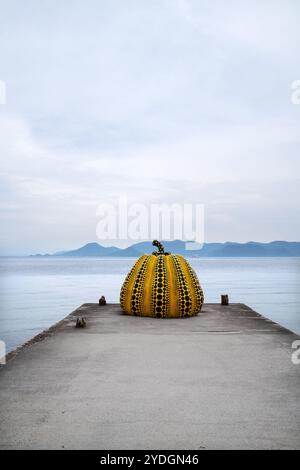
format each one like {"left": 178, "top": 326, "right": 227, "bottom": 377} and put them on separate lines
{"left": 0, "top": 303, "right": 299, "bottom": 450}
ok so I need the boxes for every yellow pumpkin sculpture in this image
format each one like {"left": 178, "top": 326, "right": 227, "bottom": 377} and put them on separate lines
{"left": 120, "top": 240, "right": 204, "bottom": 318}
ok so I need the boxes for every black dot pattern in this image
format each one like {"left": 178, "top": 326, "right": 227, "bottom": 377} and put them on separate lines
{"left": 151, "top": 255, "right": 168, "bottom": 318}
{"left": 172, "top": 255, "right": 193, "bottom": 317}
{"left": 120, "top": 256, "right": 145, "bottom": 311}
{"left": 182, "top": 259, "right": 204, "bottom": 313}
{"left": 130, "top": 257, "right": 149, "bottom": 316}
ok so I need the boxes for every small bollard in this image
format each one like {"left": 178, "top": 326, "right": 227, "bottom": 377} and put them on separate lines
{"left": 221, "top": 294, "right": 229, "bottom": 305}
{"left": 99, "top": 295, "right": 106, "bottom": 306}
{"left": 75, "top": 316, "right": 86, "bottom": 328}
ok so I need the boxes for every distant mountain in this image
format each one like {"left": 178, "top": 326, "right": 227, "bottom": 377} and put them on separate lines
{"left": 32, "top": 240, "right": 300, "bottom": 257}
{"left": 53, "top": 242, "right": 121, "bottom": 257}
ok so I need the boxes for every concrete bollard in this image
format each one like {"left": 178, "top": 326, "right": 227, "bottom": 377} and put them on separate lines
{"left": 75, "top": 317, "right": 86, "bottom": 328}
{"left": 221, "top": 294, "right": 229, "bottom": 305}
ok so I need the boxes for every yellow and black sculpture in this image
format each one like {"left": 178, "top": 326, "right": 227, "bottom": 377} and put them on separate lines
{"left": 120, "top": 240, "right": 204, "bottom": 318}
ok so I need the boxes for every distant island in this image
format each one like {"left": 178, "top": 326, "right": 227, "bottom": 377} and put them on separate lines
{"left": 32, "top": 240, "right": 300, "bottom": 257}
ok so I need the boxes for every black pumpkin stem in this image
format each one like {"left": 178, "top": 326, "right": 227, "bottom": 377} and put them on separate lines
{"left": 152, "top": 240, "right": 170, "bottom": 256}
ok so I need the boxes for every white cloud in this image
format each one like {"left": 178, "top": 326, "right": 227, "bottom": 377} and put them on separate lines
{"left": 0, "top": 0, "right": 300, "bottom": 253}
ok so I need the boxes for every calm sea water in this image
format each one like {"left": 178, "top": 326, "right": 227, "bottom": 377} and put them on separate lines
{"left": 0, "top": 257, "right": 299, "bottom": 353}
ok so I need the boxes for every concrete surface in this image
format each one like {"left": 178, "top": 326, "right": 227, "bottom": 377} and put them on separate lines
{"left": 0, "top": 303, "right": 299, "bottom": 450}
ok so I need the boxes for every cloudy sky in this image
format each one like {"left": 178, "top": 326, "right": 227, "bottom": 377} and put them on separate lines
{"left": 0, "top": 0, "right": 300, "bottom": 254}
